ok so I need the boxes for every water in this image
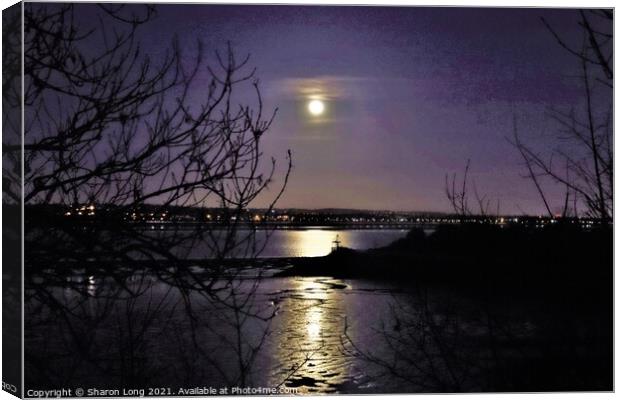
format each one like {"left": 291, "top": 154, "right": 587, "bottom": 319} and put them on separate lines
{"left": 135, "top": 227, "right": 411, "bottom": 259}
{"left": 25, "top": 229, "right": 417, "bottom": 393}
{"left": 24, "top": 228, "right": 559, "bottom": 393}
{"left": 256, "top": 228, "right": 409, "bottom": 257}
{"left": 24, "top": 272, "right": 452, "bottom": 393}
{"left": 25, "top": 272, "right": 543, "bottom": 393}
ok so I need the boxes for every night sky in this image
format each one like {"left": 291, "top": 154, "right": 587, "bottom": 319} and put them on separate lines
{"left": 94, "top": 5, "right": 601, "bottom": 213}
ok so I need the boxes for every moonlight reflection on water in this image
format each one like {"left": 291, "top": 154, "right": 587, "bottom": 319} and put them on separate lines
{"left": 268, "top": 277, "right": 357, "bottom": 393}
{"left": 27, "top": 266, "right": 548, "bottom": 394}
{"left": 140, "top": 228, "right": 409, "bottom": 259}
{"left": 281, "top": 228, "right": 410, "bottom": 257}
{"left": 288, "top": 229, "right": 340, "bottom": 257}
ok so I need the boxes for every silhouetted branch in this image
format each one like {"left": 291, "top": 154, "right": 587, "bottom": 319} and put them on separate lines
{"left": 510, "top": 10, "right": 612, "bottom": 221}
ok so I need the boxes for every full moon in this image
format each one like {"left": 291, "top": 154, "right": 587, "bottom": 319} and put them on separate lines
{"left": 308, "top": 99, "right": 325, "bottom": 116}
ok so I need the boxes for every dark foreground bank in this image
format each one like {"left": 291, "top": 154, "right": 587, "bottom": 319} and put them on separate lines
{"left": 279, "top": 223, "right": 612, "bottom": 291}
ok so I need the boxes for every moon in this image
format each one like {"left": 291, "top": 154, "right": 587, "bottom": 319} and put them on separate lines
{"left": 308, "top": 99, "right": 325, "bottom": 116}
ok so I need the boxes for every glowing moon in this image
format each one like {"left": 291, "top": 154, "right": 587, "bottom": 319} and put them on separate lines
{"left": 308, "top": 99, "right": 325, "bottom": 116}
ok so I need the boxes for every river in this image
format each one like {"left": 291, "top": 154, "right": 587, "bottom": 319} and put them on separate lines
{"left": 24, "top": 228, "right": 550, "bottom": 393}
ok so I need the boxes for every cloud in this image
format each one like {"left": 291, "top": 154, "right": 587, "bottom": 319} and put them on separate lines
{"left": 273, "top": 75, "right": 372, "bottom": 101}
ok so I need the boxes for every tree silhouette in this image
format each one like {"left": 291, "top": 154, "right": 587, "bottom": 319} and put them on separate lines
{"left": 18, "top": 3, "right": 290, "bottom": 211}
{"left": 445, "top": 159, "right": 500, "bottom": 218}
{"left": 13, "top": 3, "right": 292, "bottom": 389}
{"left": 512, "top": 10, "right": 612, "bottom": 222}
{"left": 14, "top": 3, "right": 292, "bottom": 262}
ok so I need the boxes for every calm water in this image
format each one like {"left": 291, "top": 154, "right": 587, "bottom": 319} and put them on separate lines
{"left": 256, "top": 228, "right": 409, "bottom": 257}
{"left": 23, "top": 274, "right": 415, "bottom": 392}
{"left": 25, "top": 228, "right": 543, "bottom": 394}
{"left": 25, "top": 270, "right": 541, "bottom": 393}
{"left": 137, "top": 227, "right": 411, "bottom": 259}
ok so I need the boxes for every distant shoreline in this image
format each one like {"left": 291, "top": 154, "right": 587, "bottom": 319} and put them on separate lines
{"left": 130, "top": 223, "right": 431, "bottom": 230}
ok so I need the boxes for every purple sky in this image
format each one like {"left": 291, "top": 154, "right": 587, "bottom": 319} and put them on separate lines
{"left": 100, "top": 5, "right": 605, "bottom": 213}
